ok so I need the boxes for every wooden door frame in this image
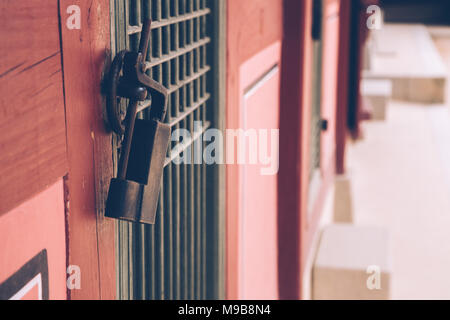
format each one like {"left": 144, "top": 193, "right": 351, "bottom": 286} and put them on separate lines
{"left": 336, "top": 0, "right": 352, "bottom": 174}
{"left": 59, "top": 0, "right": 115, "bottom": 300}
{"left": 278, "top": 0, "right": 313, "bottom": 300}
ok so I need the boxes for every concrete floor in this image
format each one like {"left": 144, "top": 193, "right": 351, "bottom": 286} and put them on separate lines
{"left": 348, "top": 102, "right": 450, "bottom": 299}
{"left": 348, "top": 27, "right": 450, "bottom": 300}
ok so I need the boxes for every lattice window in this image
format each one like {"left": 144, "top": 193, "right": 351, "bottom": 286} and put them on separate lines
{"left": 310, "top": 0, "right": 323, "bottom": 181}
{"left": 111, "top": 0, "right": 222, "bottom": 300}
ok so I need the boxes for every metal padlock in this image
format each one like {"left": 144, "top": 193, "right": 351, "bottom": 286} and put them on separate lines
{"left": 104, "top": 19, "right": 170, "bottom": 225}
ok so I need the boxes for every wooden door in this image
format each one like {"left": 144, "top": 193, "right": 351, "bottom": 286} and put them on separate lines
{"left": 238, "top": 43, "right": 281, "bottom": 299}
{"left": 0, "top": 1, "right": 68, "bottom": 300}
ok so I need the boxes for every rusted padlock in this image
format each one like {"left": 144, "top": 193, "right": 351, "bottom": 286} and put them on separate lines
{"left": 105, "top": 19, "right": 170, "bottom": 225}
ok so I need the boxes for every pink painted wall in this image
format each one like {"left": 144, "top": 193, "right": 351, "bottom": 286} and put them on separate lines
{"left": 0, "top": 180, "right": 67, "bottom": 300}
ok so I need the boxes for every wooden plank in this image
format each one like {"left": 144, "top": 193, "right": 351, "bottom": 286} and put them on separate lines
{"left": 0, "top": 0, "right": 68, "bottom": 215}
{"left": 59, "top": 0, "right": 115, "bottom": 299}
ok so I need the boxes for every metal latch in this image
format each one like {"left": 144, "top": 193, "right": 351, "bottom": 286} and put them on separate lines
{"left": 104, "top": 19, "right": 170, "bottom": 225}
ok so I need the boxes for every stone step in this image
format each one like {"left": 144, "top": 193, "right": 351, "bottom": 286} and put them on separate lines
{"left": 313, "top": 224, "right": 392, "bottom": 300}
{"left": 360, "top": 79, "right": 393, "bottom": 121}
{"left": 334, "top": 174, "right": 354, "bottom": 223}
{"left": 364, "top": 24, "right": 447, "bottom": 104}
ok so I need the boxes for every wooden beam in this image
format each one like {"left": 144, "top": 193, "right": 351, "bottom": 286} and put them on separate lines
{"left": 59, "top": 0, "right": 115, "bottom": 300}
{"left": 336, "top": 0, "right": 352, "bottom": 174}
{"left": 278, "top": 0, "right": 311, "bottom": 300}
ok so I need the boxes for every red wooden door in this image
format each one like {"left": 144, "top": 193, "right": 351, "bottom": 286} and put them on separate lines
{"left": 0, "top": 1, "right": 68, "bottom": 300}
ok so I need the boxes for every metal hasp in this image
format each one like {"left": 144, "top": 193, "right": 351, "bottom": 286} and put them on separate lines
{"left": 105, "top": 19, "right": 170, "bottom": 225}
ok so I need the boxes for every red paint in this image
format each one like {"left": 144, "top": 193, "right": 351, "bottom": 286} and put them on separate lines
{"left": 0, "top": 0, "right": 68, "bottom": 216}
{"left": 336, "top": 0, "right": 352, "bottom": 174}
{"left": 59, "top": 0, "right": 116, "bottom": 300}
{"left": 20, "top": 285, "right": 40, "bottom": 300}
{"left": 279, "top": 0, "right": 343, "bottom": 297}
{"left": 237, "top": 42, "right": 281, "bottom": 299}
{"left": 0, "top": 1, "right": 68, "bottom": 300}
{"left": 278, "top": 0, "right": 312, "bottom": 299}
{"left": 301, "top": 0, "right": 340, "bottom": 280}
{"left": 226, "top": 0, "right": 283, "bottom": 299}
{"left": 0, "top": 181, "right": 67, "bottom": 300}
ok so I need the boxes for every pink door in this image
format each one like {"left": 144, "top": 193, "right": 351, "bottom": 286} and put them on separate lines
{"left": 238, "top": 42, "right": 281, "bottom": 299}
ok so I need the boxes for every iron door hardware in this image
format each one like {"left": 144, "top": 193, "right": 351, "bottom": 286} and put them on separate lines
{"left": 321, "top": 118, "right": 329, "bottom": 131}
{"left": 312, "top": 0, "right": 323, "bottom": 41}
{"left": 104, "top": 19, "right": 170, "bottom": 225}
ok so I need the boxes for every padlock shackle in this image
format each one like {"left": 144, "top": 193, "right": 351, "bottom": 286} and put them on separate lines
{"left": 106, "top": 19, "right": 168, "bottom": 135}
{"left": 139, "top": 19, "right": 152, "bottom": 59}
{"left": 117, "top": 99, "right": 139, "bottom": 180}
{"left": 136, "top": 19, "right": 168, "bottom": 121}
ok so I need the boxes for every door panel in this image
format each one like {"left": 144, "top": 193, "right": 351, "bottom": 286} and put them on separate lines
{"left": 0, "top": 1, "right": 67, "bottom": 300}
{"left": 0, "top": 181, "right": 66, "bottom": 300}
{"left": 0, "top": 0, "right": 68, "bottom": 216}
{"left": 238, "top": 42, "right": 281, "bottom": 300}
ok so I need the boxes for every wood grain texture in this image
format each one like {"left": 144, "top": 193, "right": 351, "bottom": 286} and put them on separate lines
{"left": 59, "top": 0, "right": 115, "bottom": 299}
{"left": 0, "top": 1, "right": 68, "bottom": 215}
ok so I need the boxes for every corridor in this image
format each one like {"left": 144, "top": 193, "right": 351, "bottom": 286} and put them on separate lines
{"left": 349, "top": 26, "right": 450, "bottom": 299}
